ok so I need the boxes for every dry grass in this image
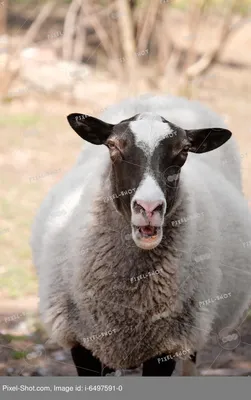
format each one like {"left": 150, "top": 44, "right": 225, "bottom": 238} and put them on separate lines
{"left": 0, "top": 109, "right": 82, "bottom": 298}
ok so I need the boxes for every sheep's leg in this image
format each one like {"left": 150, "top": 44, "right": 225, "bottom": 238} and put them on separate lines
{"left": 71, "top": 344, "right": 115, "bottom": 376}
{"left": 142, "top": 353, "right": 176, "bottom": 376}
{"left": 181, "top": 352, "right": 199, "bottom": 376}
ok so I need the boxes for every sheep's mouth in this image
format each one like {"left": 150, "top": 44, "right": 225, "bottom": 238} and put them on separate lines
{"left": 132, "top": 225, "right": 162, "bottom": 250}
{"left": 137, "top": 225, "right": 158, "bottom": 238}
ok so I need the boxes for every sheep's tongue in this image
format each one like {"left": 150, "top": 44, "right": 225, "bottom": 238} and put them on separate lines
{"left": 140, "top": 226, "right": 156, "bottom": 237}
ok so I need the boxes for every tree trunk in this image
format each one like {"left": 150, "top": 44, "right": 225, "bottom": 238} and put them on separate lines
{"left": 117, "top": 0, "right": 138, "bottom": 87}
{"left": 0, "top": 0, "right": 8, "bottom": 36}
{"left": 62, "top": 0, "right": 81, "bottom": 61}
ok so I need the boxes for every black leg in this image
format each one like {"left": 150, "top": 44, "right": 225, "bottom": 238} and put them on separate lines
{"left": 190, "top": 351, "right": 197, "bottom": 364}
{"left": 142, "top": 353, "right": 176, "bottom": 376}
{"left": 71, "top": 344, "right": 115, "bottom": 376}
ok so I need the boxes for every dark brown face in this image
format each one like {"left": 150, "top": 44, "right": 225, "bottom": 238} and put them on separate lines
{"left": 104, "top": 117, "right": 190, "bottom": 225}
{"left": 67, "top": 111, "right": 232, "bottom": 250}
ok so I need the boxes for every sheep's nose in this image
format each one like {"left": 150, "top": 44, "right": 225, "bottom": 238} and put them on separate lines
{"left": 134, "top": 200, "right": 164, "bottom": 218}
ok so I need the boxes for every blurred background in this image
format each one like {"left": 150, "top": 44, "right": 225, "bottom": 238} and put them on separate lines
{"left": 1, "top": 0, "right": 251, "bottom": 376}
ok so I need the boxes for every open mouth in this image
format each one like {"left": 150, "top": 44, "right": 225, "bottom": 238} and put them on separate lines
{"left": 132, "top": 225, "right": 162, "bottom": 250}
{"left": 138, "top": 225, "right": 158, "bottom": 238}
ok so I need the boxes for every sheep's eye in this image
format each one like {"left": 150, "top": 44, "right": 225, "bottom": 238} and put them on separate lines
{"left": 107, "top": 142, "right": 116, "bottom": 150}
{"left": 173, "top": 146, "right": 189, "bottom": 166}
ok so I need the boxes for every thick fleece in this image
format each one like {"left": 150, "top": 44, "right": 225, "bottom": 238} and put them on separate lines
{"left": 31, "top": 94, "right": 251, "bottom": 369}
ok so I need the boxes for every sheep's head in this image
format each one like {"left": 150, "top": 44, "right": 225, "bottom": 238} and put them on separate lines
{"left": 67, "top": 112, "right": 231, "bottom": 250}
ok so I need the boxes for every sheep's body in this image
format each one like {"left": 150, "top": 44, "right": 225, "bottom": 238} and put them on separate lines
{"left": 31, "top": 95, "right": 251, "bottom": 370}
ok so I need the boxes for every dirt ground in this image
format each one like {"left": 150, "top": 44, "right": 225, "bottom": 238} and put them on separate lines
{"left": 1, "top": 8, "right": 251, "bottom": 376}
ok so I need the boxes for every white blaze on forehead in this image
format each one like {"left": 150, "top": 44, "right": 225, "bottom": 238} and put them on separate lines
{"left": 132, "top": 174, "right": 166, "bottom": 206}
{"left": 136, "top": 112, "right": 163, "bottom": 122}
{"left": 129, "top": 113, "right": 174, "bottom": 154}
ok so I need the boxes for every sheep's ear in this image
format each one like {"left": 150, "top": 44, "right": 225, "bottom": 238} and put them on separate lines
{"left": 67, "top": 113, "right": 114, "bottom": 145}
{"left": 185, "top": 128, "right": 232, "bottom": 153}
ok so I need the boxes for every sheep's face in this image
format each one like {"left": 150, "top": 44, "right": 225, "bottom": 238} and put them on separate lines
{"left": 67, "top": 111, "right": 231, "bottom": 250}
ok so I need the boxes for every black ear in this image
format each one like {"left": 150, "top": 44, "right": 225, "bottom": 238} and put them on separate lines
{"left": 67, "top": 113, "right": 114, "bottom": 145}
{"left": 186, "top": 128, "right": 232, "bottom": 153}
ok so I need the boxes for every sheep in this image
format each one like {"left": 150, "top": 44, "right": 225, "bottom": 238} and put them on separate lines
{"left": 31, "top": 94, "right": 251, "bottom": 376}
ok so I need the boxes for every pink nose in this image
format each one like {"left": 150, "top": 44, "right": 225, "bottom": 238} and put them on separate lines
{"left": 135, "top": 200, "right": 163, "bottom": 218}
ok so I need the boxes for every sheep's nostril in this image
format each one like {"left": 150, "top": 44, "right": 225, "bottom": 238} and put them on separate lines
{"left": 134, "top": 200, "right": 164, "bottom": 215}
{"left": 133, "top": 201, "right": 144, "bottom": 214}
{"left": 153, "top": 203, "right": 164, "bottom": 213}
